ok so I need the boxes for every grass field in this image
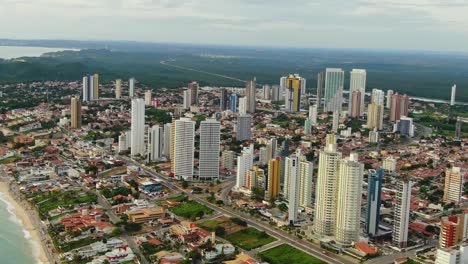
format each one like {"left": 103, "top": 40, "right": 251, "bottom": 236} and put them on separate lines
{"left": 0, "top": 155, "right": 20, "bottom": 164}
{"left": 169, "top": 201, "right": 213, "bottom": 220}
{"left": 224, "top": 227, "right": 276, "bottom": 250}
{"left": 33, "top": 191, "right": 97, "bottom": 216}
{"left": 258, "top": 244, "right": 326, "bottom": 264}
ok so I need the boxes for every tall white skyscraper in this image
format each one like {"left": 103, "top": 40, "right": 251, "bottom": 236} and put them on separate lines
{"left": 131, "top": 99, "right": 145, "bottom": 156}
{"left": 148, "top": 125, "right": 163, "bottom": 161}
{"left": 115, "top": 79, "right": 122, "bottom": 99}
{"left": 129, "top": 77, "right": 135, "bottom": 97}
{"left": 238, "top": 97, "right": 247, "bottom": 115}
{"left": 314, "top": 135, "right": 342, "bottom": 237}
{"left": 349, "top": 69, "right": 366, "bottom": 116}
{"left": 451, "top": 84, "right": 457, "bottom": 106}
{"left": 335, "top": 153, "right": 364, "bottom": 246}
{"left": 298, "top": 157, "right": 313, "bottom": 208}
{"left": 332, "top": 111, "right": 339, "bottom": 132}
{"left": 324, "top": 68, "right": 345, "bottom": 113}
{"left": 246, "top": 79, "right": 256, "bottom": 113}
{"left": 309, "top": 104, "right": 318, "bottom": 124}
{"left": 386, "top": 90, "right": 394, "bottom": 109}
{"left": 393, "top": 178, "right": 412, "bottom": 248}
{"left": 443, "top": 167, "right": 463, "bottom": 204}
{"left": 163, "top": 123, "right": 172, "bottom": 159}
{"left": 286, "top": 155, "right": 300, "bottom": 224}
{"left": 82, "top": 75, "right": 95, "bottom": 102}
{"left": 199, "top": 119, "right": 221, "bottom": 179}
{"left": 371, "top": 89, "right": 385, "bottom": 105}
{"left": 183, "top": 90, "right": 191, "bottom": 109}
{"left": 236, "top": 115, "right": 252, "bottom": 141}
{"left": 145, "top": 90, "right": 152, "bottom": 105}
{"left": 235, "top": 146, "right": 254, "bottom": 189}
{"left": 173, "top": 118, "right": 195, "bottom": 180}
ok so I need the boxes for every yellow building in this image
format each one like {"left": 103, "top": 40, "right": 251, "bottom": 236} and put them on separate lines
{"left": 126, "top": 207, "right": 166, "bottom": 223}
{"left": 93, "top": 73, "right": 99, "bottom": 99}
{"left": 284, "top": 74, "right": 304, "bottom": 112}
{"left": 268, "top": 157, "right": 281, "bottom": 199}
{"left": 367, "top": 102, "right": 384, "bottom": 130}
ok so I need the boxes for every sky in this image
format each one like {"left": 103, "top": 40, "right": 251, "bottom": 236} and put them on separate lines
{"left": 1, "top": 0, "right": 468, "bottom": 52}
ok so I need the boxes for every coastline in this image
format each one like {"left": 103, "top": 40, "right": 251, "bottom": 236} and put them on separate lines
{"left": 0, "top": 180, "right": 51, "bottom": 264}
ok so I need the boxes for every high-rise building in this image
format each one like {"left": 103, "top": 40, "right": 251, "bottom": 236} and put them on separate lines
{"left": 220, "top": 88, "right": 228, "bottom": 110}
{"left": 229, "top": 94, "right": 237, "bottom": 112}
{"left": 298, "top": 157, "right": 313, "bottom": 208}
{"left": 451, "top": 84, "right": 457, "bottom": 106}
{"left": 443, "top": 167, "right": 463, "bottom": 204}
{"left": 163, "top": 123, "right": 172, "bottom": 159}
{"left": 271, "top": 85, "right": 280, "bottom": 102}
{"left": 369, "top": 129, "right": 380, "bottom": 143}
{"left": 148, "top": 125, "right": 163, "bottom": 162}
{"left": 371, "top": 89, "right": 385, "bottom": 105}
{"left": 335, "top": 153, "right": 364, "bottom": 246}
{"left": 393, "top": 177, "right": 412, "bottom": 248}
{"left": 129, "top": 77, "right": 135, "bottom": 97}
{"left": 188, "top": 81, "right": 199, "bottom": 105}
{"left": 456, "top": 117, "right": 463, "bottom": 140}
{"left": 366, "top": 169, "right": 383, "bottom": 237}
{"left": 246, "top": 79, "right": 256, "bottom": 113}
{"left": 383, "top": 157, "right": 397, "bottom": 172}
{"left": 386, "top": 90, "right": 394, "bottom": 109}
{"left": 349, "top": 69, "right": 366, "bottom": 116}
{"left": 183, "top": 90, "right": 191, "bottom": 109}
{"left": 70, "top": 96, "right": 82, "bottom": 129}
{"left": 439, "top": 214, "right": 466, "bottom": 248}
{"left": 246, "top": 169, "right": 258, "bottom": 190}
{"left": 118, "top": 133, "right": 127, "bottom": 153}
{"left": 221, "top": 150, "right": 236, "bottom": 170}
{"left": 394, "top": 116, "right": 415, "bottom": 137}
{"left": 131, "top": 99, "right": 145, "bottom": 156}
{"left": 284, "top": 74, "right": 306, "bottom": 112}
{"left": 236, "top": 115, "right": 252, "bottom": 141}
{"left": 304, "top": 118, "right": 312, "bottom": 135}
{"left": 238, "top": 97, "right": 247, "bottom": 115}
{"left": 236, "top": 146, "right": 254, "bottom": 189}
{"left": 268, "top": 157, "right": 281, "bottom": 199}
{"left": 390, "top": 93, "right": 410, "bottom": 122}
{"left": 317, "top": 71, "right": 325, "bottom": 108}
{"left": 199, "top": 119, "right": 220, "bottom": 179}
{"left": 314, "top": 137, "right": 342, "bottom": 237}
{"left": 93, "top": 73, "right": 99, "bottom": 100}
{"left": 286, "top": 155, "right": 300, "bottom": 224}
{"left": 263, "top": 85, "right": 271, "bottom": 100}
{"left": 349, "top": 91, "right": 362, "bottom": 118}
{"left": 324, "top": 68, "right": 345, "bottom": 113}
{"left": 367, "top": 102, "right": 384, "bottom": 130}
{"left": 332, "top": 110, "right": 339, "bottom": 132}
{"left": 309, "top": 104, "right": 318, "bottom": 124}
{"left": 435, "top": 244, "right": 468, "bottom": 264}
{"left": 115, "top": 79, "right": 122, "bottom": 99}
{"left": 145, "top": 90, "right": 152, "bottom": 106}
{"left": 82, "top": 75, "right": 95, "bottom": 102}
{"left": 172, "top": 118, "right": 195, "bottom": 180}
{"left": 265, "top": 138, "right": 277, "bottom": 161}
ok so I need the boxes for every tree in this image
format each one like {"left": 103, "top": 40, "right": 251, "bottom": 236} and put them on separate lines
{"left": 278, "top": 203, "right": 288, "bottom": 212}
{"left": 215, "top": 226, "right": 226, "bottom": 236}
{"left": 251, "top": 187, "right": 265, "bottom": 202}
{"left": 181, "top": 179, "right": 189, "bottom": 189}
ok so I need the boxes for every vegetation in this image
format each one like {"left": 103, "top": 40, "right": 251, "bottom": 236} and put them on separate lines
{"left": 168, "top": 201, "right": 213, "bottom": 220}
{"left": 224, "top": 227, "right": 276, "bottom": 250}
{"left": 0, "top": 155, "right": 20, "bottom": 164}
{"left": 146, "top": 108, "right": 172, "bottom": 124}
{"left": 32, "top": 190, "right": 97, "bottom": 218}
{"left": 258, "top": 244, "right": 326, "bottom": 264}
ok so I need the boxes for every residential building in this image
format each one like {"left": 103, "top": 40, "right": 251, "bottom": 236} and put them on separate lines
{"left": 229, "top": 94, "right": 237, "bottom": 112}
{"left": 115, "top": 79, "right": 122, "bottom": 99}
{"left": 298, "top": 157, "right": 313, "bottom": 208}
{"left": 369, "top": 130, "right": 379, "bottom": 143}
{"left": 131, "top": 99, "right": 145, "bottom": 156}
{"left": 235, "top": 146, "right": 254, "bottom": 190}
{"left": 199, "top": 119, "right": 220, "bottom": 179}
{"left": 383, "top": 157, "right": 397, "bottom": 172}
{"left": 129, "top": 77, "right": 135, "bottom": 97}
{"left": 366, "top": 169, "right": 383, "bottom": 237}
{"left": 70, "top": 96, "right": 82, "bottom": 129}
{"left": 172, "top": 118, "right": 195, "bottom": 180}
{"left": 349, "top": 69, "right": 366, "bottom": 116}
{"left": 440, "top": 214, "right": 466, "bottom": 248}
{"left": 332, "top": 110, "right": 339, "bottom": 132}
{"left": 245, "top": 79, "right": 256, "bottom": 113}
{"left": 221, "top": 150, "right": 236, "bottom": 170}
{"left": 317, "top": 71, "right": 325, "bottom": 108}
{"left": 148, "top": 125, "right": 163, "bottom": 162}
{"left": 286, "top": 155, "right": 300, "bottom": 224}
{"left": 220, "top": 88, "right": 228, "bottom": 110}
{"left": 390, "top": 93, "right": 410, "bottom": 122}
{"left": 238, "top": 97, "right": 247, "bottom": 115}
{"left": 271, "top": 85, "right": 280, "bottom": 101}
{"left": 324, "top": 68, "right": 345, "bottom": 113}
{"left": 93, "top": 73, "right": 99, "bottom": 99}
{"left": 145, "top": 90, "right": 152, "bottom": 105}
{"left": 451, "top": 84, "right": 457, "bottom": 106}
{"left": 183, "top": 90, "right": 191, "bottom": 109}
{"left": 126, "top": 207, "right": 166, "bottom": 223}
{"left": 386, "top": 90, "right": 394, "bottom": 109}
{"left": 444, "top": 167, "right": 463, "bottom": 204}
{"left": 367, "top": 102, "right": 384, "bottom": 130}
{"left": 309, "top": 104, "right": 318, "bottom": 124}
{"left": 163, "top": 123, "right": 172, "bottom": 159}
{"left": 435, "top": 244, "right": 468, "bottom": 264}
{"left": 263, "top": 85, "right": 271, "bottom": 100}
{"left": 283, "top": 74, "right": 306, "bottom": 112}
{"left": 349, "top": 90, "right": 362, "bottom": 118}
{"left": 393, "top": 178, "right": 412, "bottom": 248}
{"left": 371, "top": 89, "right": 385, "bottom": 105}
{"left": 188, "top": 81, "right": 199, "bottom": 105}
{"left": 268, "top": 157, "right": 281, "bottom": 199}
{"left": 236, "top": 115, "right": 252, "bottom": 141}
{"left": 335, "top": 153, "right": 364, "bottom": 246}
{"left": 394, "top": 116, "right": 415, "bottom": 137}
{"left": 82, "top": 74, "right": 95, "bottom": 102}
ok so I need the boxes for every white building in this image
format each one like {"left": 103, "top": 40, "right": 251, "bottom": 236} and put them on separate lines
{"left": 369, "top": 130, "right": 380, "bottom": 143}
{"left": 129, "top": 77, "right": 135, "bottom": 97}
{"left": 286, "top": 155, "right": 300, "bottom": 224}
{"left": 235, "top": 146, "right": 254, "bottom": 190}
{"left": 183, "top": 90, "right": 191, "bottom": 109}
{"left": 371, "top": 89, "right": 385, "bottom": 105}
{"left": 221, "top": 150, "right": 236, "bottom": 170}
{"left": 393, "top": 178, "right": 412, "bottom": 248}
{"left": 118, "top": 133, "right": 127, "bottom": 152}
{"left": 443, "top": 167, "right": 463, "bottom": 204}
{"left": 163, "top": 123, "right": 172, "bottom": 159}
{"left": 246, "top": 79, "right": 256, "bottom": 114}
{"left": 238, "top": 97, "right": 247, "bottom": 115}
{"left": 199, "top": 119, "right": 221, "bottom": 179}
{"left": 324, "top": 68, "right": 345, "bottom": 113}
{"left": 349, "top": 69, "right": 366, "bottom": 116}
{"left": 314, "top": 134, "right": 342, "bottom": 237}
{"left": 435, "top": 244, "right": 468, "bottom": 264}
{"left": 383, "top": 157, "right": 397, "bottom": 172}
{"left": 332, "top": 111, "right": 339, "bottom": 133}
{"left": 131, "top": 99, "right": 145, "bottom": 156}
{"left": 236, "top": 115, "right": 252, "bottom": 141}
{"left": 148, "top": 125, "right": 163, "bottom": 162}
{"left": 335, "top": 153, "right": 364, "bottom": 246}
{"left": 173, "top": 118, "right": 195, "bottom": 180}
{"left": 309, "top": 104, "right": 318, "bottom": 124}
{"left": 386, "top": 90, "right": 394, "bottom": 109}
{"left": 145, "top": 90, "right": 152, "bottom": 105}
{"left": 451, "top": 84, "right": 457, "bottom": 106}
{"left": 115, "top": 79, "right": 122, "bottom": 99}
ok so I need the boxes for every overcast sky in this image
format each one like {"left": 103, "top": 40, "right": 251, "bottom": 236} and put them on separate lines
{"left": 1, "top": 0, "right": 468, "bottom": 52}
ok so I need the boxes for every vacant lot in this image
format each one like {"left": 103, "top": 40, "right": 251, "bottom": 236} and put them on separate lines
{"left": 169, "top": 201, "right": 213, "bottom": 220}
{"left": 224, "top": 227, "right": 276, "bottom": 250}
{"left": 199, "top": 216, "right": 246, "bottom": 235}
{"left": 258, "top": 244, "right": 326, "bottom": 264}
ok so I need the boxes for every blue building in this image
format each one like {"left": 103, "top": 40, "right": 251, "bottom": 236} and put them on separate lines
{"left": 229, "top": 94, "right": 237, "bottom": 112}
{"left": 366, "top": 168, "right": 383, "bottom": 237}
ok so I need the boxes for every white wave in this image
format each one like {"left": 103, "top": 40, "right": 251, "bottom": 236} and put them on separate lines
{"left": 0, "top": 191, "right": 44, "bottom": 264}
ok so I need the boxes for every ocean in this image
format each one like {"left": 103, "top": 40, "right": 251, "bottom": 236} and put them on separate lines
{"left": 0, "top": 46, "right": 78, "bottom": 59}
{"left": 0, "top": 192, "right": 41, "bottom": 264}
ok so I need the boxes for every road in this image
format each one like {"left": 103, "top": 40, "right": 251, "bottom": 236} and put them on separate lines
{"left": 365, "top": 243, "right": 436, "bottom": 264}
{"left": 121, "top": 157, "right": 353, "bottom": 264}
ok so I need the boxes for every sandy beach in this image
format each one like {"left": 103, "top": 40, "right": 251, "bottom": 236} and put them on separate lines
{"left": 0, "top": 180, "right": 51, "bottom": 264}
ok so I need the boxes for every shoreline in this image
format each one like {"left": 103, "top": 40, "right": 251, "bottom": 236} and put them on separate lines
{"left": 0, "top": 180, "right": 51, "bottom": 264}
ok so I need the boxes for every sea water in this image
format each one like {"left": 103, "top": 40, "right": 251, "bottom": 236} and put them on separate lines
{"left": 0, "top": 46, "right": 78, "bottom": 59}
{"left": 0, "top": 192, "right": 41, "bottom": 264}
